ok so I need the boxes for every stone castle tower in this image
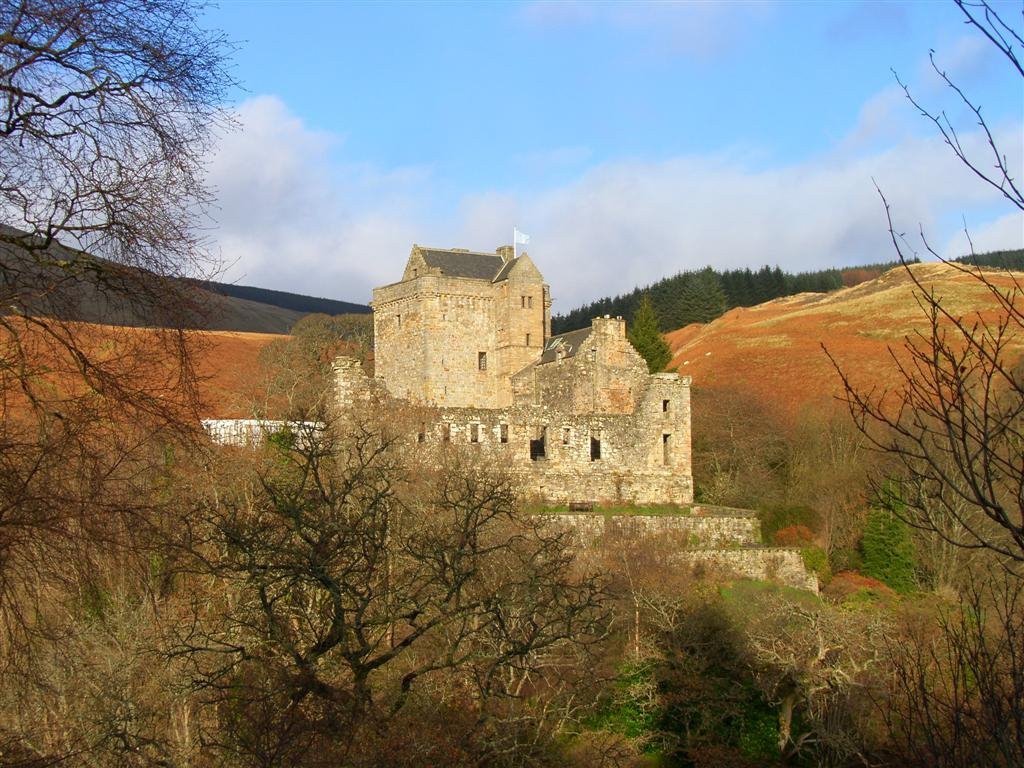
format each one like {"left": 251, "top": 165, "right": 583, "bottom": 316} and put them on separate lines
{"left": 372, "top": 244, "right": 552, "bottom": 407}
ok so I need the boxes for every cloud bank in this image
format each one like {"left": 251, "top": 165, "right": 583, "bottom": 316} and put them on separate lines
{"left": 207, "top": 95, "right": 1023, "bottom": 309}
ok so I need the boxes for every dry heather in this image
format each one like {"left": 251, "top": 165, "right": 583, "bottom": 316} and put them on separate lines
{"left": 666, "top": 262, "right": 1024, "bottom": 420}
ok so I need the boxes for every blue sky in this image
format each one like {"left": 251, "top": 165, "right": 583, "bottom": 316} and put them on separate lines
{"left": 202, "top": 1, "right": 1024, "bottom": 308}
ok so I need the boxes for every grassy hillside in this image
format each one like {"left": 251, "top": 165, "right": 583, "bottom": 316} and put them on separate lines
{"left": 667, "top": 261, "right": 1024, "bottom": 420}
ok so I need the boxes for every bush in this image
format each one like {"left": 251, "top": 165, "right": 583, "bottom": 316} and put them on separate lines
{"left": 829, "top": 546, "right": 863, "bottom": 574}
{"left": 760, "top": 505, "right": 821, "bottom": 542}
{"left": 823, "top": 571, "right": 896, "bottom": 603}
{"left": 772, "top": 525, "right": 815, "bottom": 547}
{"left": 800, "top": 546, "right": 832, "bottom": 584}
{"left": 588, "top": 661, "right": 663, "bottom": 749}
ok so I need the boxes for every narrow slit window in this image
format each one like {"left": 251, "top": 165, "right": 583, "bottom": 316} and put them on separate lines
{"left": 527, "top": 295, "right": 533, "bottom": 309}
{"left": 417, "top": 423, "right": 426, "bottom": 443}
{"left": 470, "top": 423, "right": 479, "bottom": 443}
{"left": 396, "top": 313, "right": 401, "bottom": 328}
{"left": 526, "top": 333, "right": 531, "bottom": 346}
{"left": 590, "top": 433, "right": 602, "bottom": 461}
{"left": 443, "top": 423, "right": 451, "bottom": 442}
{"left": 478, "top": 351, "right": 487, "bottom": 371}
{"left": 500, "top": 424, "right": 509, "bottom": 444}
{"left": 662, "top": 399, "right": 670, "bottom": 413}
{"left": 663, "top": 433, "right": 671, "bottom": 465}
{"left": 562, "top": 427, "right": 570, "bottom": 445}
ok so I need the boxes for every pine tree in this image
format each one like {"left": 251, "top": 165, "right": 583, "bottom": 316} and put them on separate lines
{"left": 627, "top": 294, "right": 672, "bottom": 372}
{"left": 861, "top": 507, "right": 917, "bottom": 594}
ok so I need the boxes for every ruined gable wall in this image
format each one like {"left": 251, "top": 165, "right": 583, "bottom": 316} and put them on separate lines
{"left": 511, "top": 317, "right": 650, "bottom": 415}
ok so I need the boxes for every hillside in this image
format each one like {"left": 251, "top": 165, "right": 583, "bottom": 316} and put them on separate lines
{"left": 1, "top": 228, "right": 369, "bottom": 334}
{"left": 196, "top": 280, "right": 370, "bottom": 325}
{"left": 666, "top": 262, "right": 1024, "bottom": 420}
{"left": 553, "top": 249, "right": 1024, "bottom": 336}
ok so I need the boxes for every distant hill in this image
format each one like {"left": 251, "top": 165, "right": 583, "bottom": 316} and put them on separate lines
{"left": 665, "top": 261, "right": 1024, "bottom": 420}
{"left": 551, "top": 251, "right": 1023, "bottom": 335}
{"left": 1, "top": 229, "right": 370, "bottom": 334}
{"left": 953, "top": 248, "right": 1024, "bottom": 271}
{"left": 196, "top": 280, "right": 370, "bottom": 318}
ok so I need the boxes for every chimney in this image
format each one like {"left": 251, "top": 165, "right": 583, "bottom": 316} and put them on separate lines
{"left": 496, "top": 245, "right": 514, "bottom": 262}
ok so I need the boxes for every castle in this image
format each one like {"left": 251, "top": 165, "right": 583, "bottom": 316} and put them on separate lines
{"left": 344, "top": 243, "right": 694, "bottom": 507}
{"left": 203, "top": 243, "right": 817, "bottom": 590}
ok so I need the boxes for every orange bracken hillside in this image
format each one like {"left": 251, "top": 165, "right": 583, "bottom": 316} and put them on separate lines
{"left": 666, "top": 262, "right": 1024, "bottom": 420}
{"left": 193, "top": 330, "right": 288, "bottom": 417}
{"left": 2, "top": 318, "right": 285, "bottom": 420}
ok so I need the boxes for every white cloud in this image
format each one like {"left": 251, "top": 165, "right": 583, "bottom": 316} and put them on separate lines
{"left": 207, "top": 96, "right": 436, "bottom": 302}
{"left": 206, "top": 95, "right": 1023, "bottom": 311}
{"left": 943, "top": 211, "right": 1024, "bottom": 257}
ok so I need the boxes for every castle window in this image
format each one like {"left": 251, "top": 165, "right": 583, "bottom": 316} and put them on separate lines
{"left": 521, "top": 295, "right": 526, "bottom": 308}
{"left": 527, "top": 295, "right": 533, "bottom": 309}
{"left": 663, "top": 433, "right": 671, "bottom": 465}
{"left": 418, "top": 422, "right": 426, "bottom": 443}
{"left": 662, "top": 399, "right": 670, "bottom": 413}
{"left": 562, "top": 427, "right": 570, "bottom": 445}
{"left": 443, "top": 423, "right": 451, "bottom": 442}
{"left": 587, "top": 348, "right": 597, "bottom": 362}
{"left": 397, "top": 314, "right": 401, "bottom": 328}
{"left": 478, "top": 351, "right": 487, "bottom": 371}
{"left": 470, "top": 423, "right": 479, "bottom": 443}
{"left": 525, "top": 333, "right": 531, "bottom": 346}
{"left": 530, "top": 426, "right": 546, "bottom": 461}
{"left": 590, "top": 433, "right": 602, "bottom": 461}
{"left": 500, "top": 424, "right": 508, "bottom": 443}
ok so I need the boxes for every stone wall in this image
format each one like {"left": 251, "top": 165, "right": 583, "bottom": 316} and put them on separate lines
{"left": 373, "top": 274, "right": 500, "bottom": 406}
{"left": 512, "top": 318, "right": 650, "bottom": 415}
{"left": 682, "top": 549, "right": 818, "bottom": 592}
{"left": 548, "top": 512, "right": 760, "bottom": 548}
{"left": 202, "top": 419, "right": 323, "bottom": 448}
{"left": 547, "top": 512, "right": 817, "bottom": 592}
{"left": 333, "top": 334, "right": 695, "bottom": 508}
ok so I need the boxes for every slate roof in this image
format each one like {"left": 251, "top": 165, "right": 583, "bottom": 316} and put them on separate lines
{"left": 539, "top": 327, "right": 593, "bottom": 364}
{"left": 418, "top": 248, "right": 506, "bottom": 281}
{"left": 492, "top": 257, "right": 521, "bottom": 282}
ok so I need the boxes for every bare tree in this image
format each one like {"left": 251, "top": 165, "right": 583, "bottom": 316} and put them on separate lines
{"left": 0, "top": 0, "right": 234, "bottom": 586}
{"left": 826, "top": 3, "right": 1024, "bottom": 763}
{"left": 171, "top": 413, "right": 609, "bottom": 767}
{"left": 0, "top": 2, "right": 233, "bottom": 759}
{"left": 828, "top": 0, "right": 1024, "bottom": 566}
{"left": 878, "top": 569, "right": 1024, "bottom": 768}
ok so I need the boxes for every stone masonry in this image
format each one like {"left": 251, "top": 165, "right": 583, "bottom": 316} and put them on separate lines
{"left": 355, "top": 244, "right": 694, "bottom": 506}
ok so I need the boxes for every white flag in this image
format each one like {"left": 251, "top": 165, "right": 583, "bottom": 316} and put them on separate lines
{"left": 514, "top": 228, "right": 530, "bottom": 245}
